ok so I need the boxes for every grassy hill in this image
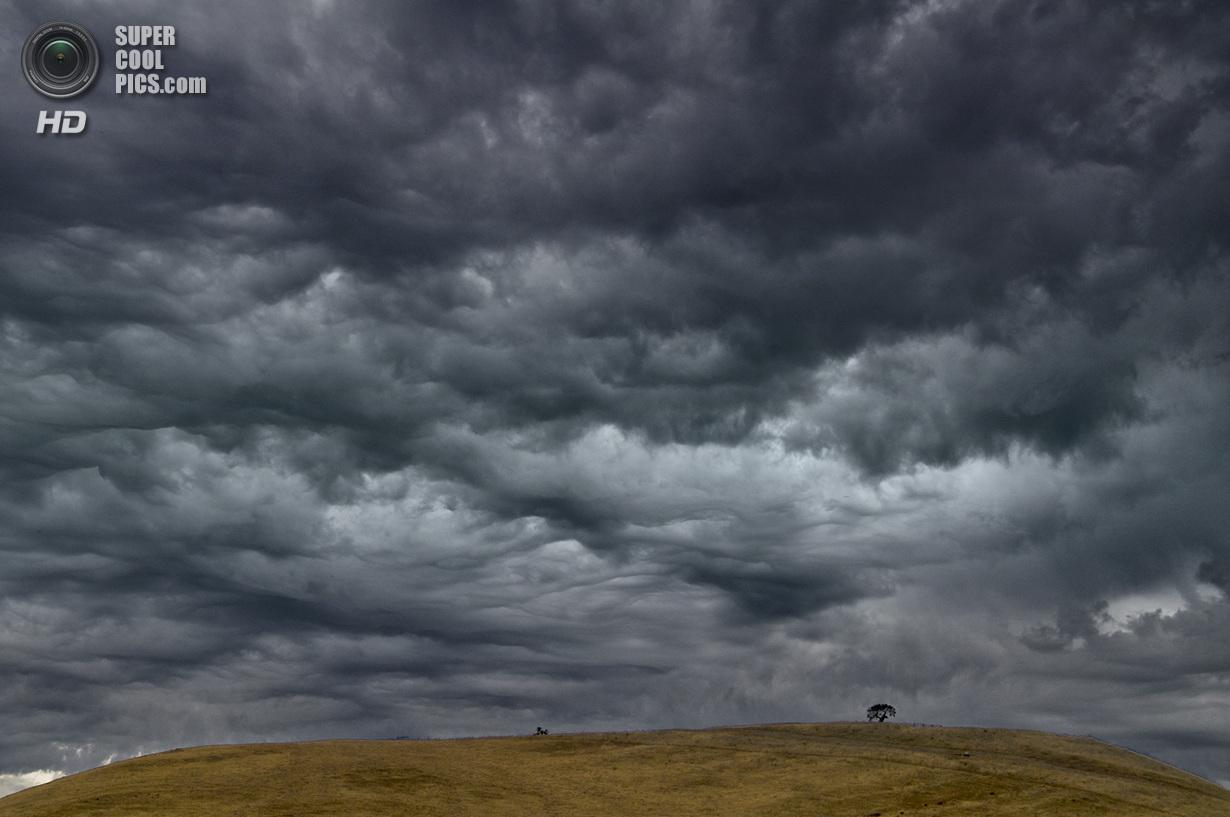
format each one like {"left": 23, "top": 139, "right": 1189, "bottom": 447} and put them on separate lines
{"left": 1, "top": 722, "right": 1226, "bottom": 816}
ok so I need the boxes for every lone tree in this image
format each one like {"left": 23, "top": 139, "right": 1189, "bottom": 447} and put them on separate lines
{"left": 866, "top": 703, "right": 897, "bottom": 722}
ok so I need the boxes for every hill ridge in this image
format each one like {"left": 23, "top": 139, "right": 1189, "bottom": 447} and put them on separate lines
{"left": 2, "top": 722, "right": 1227, "bottom": 816}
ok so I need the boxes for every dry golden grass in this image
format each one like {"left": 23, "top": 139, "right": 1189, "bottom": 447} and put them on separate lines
{"left": 1, "top": 722, "right": 1226, "bottom": 816}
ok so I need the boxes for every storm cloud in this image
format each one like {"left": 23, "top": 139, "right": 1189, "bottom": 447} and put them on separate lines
{"left": 1, "top": 0, "right": 1228, "bottom": 790}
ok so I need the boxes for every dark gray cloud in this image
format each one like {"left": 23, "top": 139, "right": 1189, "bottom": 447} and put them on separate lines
{"left": 0, "top": 0, "right": 1228, "bottom": 793}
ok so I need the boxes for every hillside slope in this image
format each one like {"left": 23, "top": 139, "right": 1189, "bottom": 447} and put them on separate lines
{"left": 1, "top": 723, "right": 1225, "bottom": 816}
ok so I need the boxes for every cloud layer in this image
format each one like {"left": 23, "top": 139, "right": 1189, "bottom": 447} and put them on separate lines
{"left": 0, "top": 0, "right": 1227, "bottom": 789}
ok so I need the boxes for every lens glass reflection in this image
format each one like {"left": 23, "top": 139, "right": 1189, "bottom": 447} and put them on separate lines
{"left": 40, "top": 38, "right": 81, "bottom": 79}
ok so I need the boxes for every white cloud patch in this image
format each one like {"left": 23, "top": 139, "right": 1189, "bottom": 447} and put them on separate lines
{"left": 0, "top": 770, "right": 65, "bottom": 798}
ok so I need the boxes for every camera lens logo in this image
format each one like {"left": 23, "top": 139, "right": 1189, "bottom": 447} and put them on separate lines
{"left": 22, "top": 22, "right": 100, "bottom": 99}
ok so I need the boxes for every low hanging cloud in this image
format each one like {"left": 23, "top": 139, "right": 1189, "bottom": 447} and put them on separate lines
{"left": 0, "top": 0, "right": 1228, "bottom": 794}
{"left": 0, "top": 771, "right": 64, "bottom": 799}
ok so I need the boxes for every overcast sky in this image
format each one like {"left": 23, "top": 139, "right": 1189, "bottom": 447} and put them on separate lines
{"left": 0, "top": 0, "right": 1227, "bottom": 795}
